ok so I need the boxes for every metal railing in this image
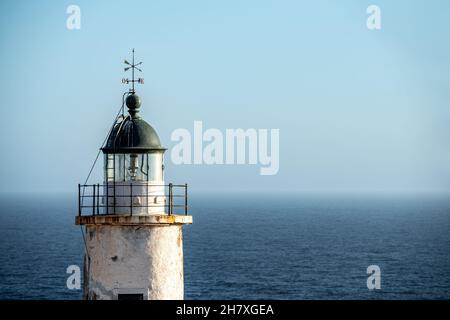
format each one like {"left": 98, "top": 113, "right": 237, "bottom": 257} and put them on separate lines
{"left": 78, "top": 183, "right": 188, "bottom": 216}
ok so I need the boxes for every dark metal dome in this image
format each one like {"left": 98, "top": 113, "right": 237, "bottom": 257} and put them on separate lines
{"left": 101, "top": 94, "right": 166, "bottom": 153}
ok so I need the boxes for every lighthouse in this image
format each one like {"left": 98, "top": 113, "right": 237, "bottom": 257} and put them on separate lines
{"left": 76, "top": 50, "right": 192, "bottom": 300}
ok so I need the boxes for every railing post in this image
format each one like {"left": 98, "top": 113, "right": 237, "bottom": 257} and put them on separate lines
{"left": 113, "top": 180, "right": 116, "bottom": 214}
{"left": 78, "top": 184, "right": 81, "bottom": 216}
{"left": 169, "top": 183, "right": 173, "bottom": 215}
{"left": 97, "top": 183, "right": 100, "bottom": 215}
{"left": 113, "top": 155, "right": 116, "bottom": 214}
{"left": 92, "top": 184, "right": 96, "bottom": 216}
{"left": 106, "top": 182, "right": 109, "bottom": 215}
{"left": 130, "top": 183, "right": 133, "bottom": 216}
{"left": 185, "top": 183, "right": 188, "bottom": 215}
{"left": 146, "top": 182, "right": 149, "bottom": 214}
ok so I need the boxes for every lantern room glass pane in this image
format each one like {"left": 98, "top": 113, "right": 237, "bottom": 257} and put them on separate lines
{"left": 104, "top": 154, "right": 115, "bottom": 182}
{"left": 148, "top": 153, "right": 164, "bottom": 182}
{"left": 104, "top": 153, "right": 150, "bottom": 182}
{"left": 125, "top": 153, "right": 149, "bottom": 181}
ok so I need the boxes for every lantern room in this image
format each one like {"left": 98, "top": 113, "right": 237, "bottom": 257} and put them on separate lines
{"left": 98, "top": 93, "right": 168, "bottom": 215}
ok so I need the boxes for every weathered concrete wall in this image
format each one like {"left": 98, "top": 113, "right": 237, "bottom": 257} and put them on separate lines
{"left": 84, "top": 224, "right": 184, "bottom": 300}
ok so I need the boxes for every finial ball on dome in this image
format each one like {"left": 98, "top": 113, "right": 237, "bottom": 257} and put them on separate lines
{"left": 126, "top": 94, "right": 141, "bottom": 110}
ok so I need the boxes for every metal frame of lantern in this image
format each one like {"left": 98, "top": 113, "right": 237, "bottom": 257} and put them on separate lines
{"left": 77, "top": 112, "right": 188, "bottom": 217}
{"left": 101, "top": 116, "right": 167, "bottom": 216}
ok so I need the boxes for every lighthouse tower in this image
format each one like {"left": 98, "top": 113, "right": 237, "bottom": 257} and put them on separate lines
{"left": 76, "top": 50, "right": 192, "bottom": 300}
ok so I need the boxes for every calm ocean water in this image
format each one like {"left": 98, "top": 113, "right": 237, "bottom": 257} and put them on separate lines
{"left": 0, "top": 192, "right": 449, "bottom": 300}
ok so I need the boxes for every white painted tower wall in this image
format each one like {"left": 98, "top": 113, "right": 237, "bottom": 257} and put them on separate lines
{"left": 84, "top": 224, "right": 184, "bottom": 300}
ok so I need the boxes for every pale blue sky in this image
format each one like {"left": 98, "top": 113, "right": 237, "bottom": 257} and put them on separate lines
{"left": 0, "top": 0, "right": 449, "bottom": 193}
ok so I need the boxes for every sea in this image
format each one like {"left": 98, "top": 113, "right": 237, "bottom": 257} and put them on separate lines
{"left": 0, "top": 192, "right": 449, "bottom": 300}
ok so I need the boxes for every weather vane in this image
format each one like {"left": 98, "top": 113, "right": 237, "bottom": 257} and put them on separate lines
{"left": 122, "top": 48, "right": 144, "bottom": 93}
